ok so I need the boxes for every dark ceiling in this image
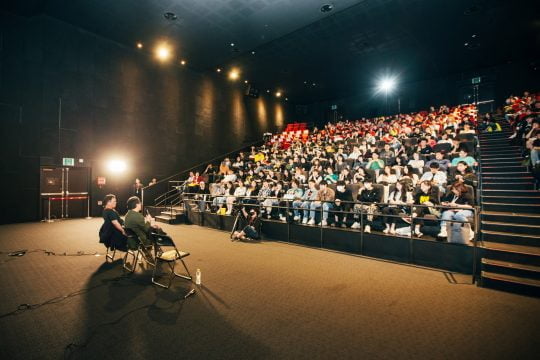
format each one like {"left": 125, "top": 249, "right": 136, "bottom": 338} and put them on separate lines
{"left": 2, "top": 0, "right": 539, "bottom": 103}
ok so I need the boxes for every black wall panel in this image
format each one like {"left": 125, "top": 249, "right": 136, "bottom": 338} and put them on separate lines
{"left": 0, "top": 12, "right": 291, "bottom": 223}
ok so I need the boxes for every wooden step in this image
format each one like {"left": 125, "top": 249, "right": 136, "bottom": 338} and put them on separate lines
{"left": 482, "top": 195, "right": 540, "bottom": 204}
{"left": 482, "top": 182, "right": 534, "bottom": 190}
{"left": 483, "top": 176, "right": 533, "bottom": 182}
{"left": 481, "top": 190, "right": 539, "bottom": 197}
{"left": 482, "top": 259, "right": 540, "bottom": 280}
{"left": 483, "top": 202, "right": 540, "bottom": 213}
{"left": 481, "top": 241, "right": 540, "bottom": 255}
{"left": 482, "top": 229, "right": 540, "bottom": 246}
{"left": 481, "top": 210, "right": 540, "bottom": 224}
{"left": 481, "top": 271, "right": 540, "bottom": 292}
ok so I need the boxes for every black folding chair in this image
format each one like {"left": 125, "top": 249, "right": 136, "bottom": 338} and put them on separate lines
{"left": 123, "top": 228, "right": 143, "bottom": 273}
{"left": 151, "top": 233, "right": 192, "bottom": 289}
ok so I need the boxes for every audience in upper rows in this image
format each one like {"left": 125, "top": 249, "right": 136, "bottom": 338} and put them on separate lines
{"left": 183, "top": 103, "right": 481, "bottom": 243}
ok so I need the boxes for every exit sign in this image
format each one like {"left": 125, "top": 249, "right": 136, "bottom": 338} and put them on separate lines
{"left": 471, "top": 77, "right": 481, "bottom": 84}
{"left": 62, "top": 157, "right": 75, "bottom": 166}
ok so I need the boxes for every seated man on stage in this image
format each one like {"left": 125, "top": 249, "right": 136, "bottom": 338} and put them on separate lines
{"left": 124, "top": 196, "right": 161, "bottom": 262}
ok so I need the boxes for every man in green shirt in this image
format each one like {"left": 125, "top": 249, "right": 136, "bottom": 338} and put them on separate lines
{"left": 124, "top": 196, "right": 160, "bottom": 262}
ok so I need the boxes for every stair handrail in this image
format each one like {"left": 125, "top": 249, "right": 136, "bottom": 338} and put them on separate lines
{"left": 141, "top": 138, "right": 266, "bottom": 208}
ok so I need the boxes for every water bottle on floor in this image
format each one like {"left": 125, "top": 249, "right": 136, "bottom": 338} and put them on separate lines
{"left": 195, "top": 268, "right": 201, "bottom": 285}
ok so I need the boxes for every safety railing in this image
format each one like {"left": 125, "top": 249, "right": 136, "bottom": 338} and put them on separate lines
{"left": 181, "top": 192, "right": 479, "bottom": 279}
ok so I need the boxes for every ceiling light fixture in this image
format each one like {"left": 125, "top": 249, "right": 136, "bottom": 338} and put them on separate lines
{"left": 275, "top": 91, "right": 282, "bottom": 98}
{"left": 217, "top": 68, "right": 222, "bottom": 73}
{"left": 320, "top": 4, "right": 334, "bottom": 13}
{"left": 164, "top": 12, "right": 178, "bottom": 20}
{"left": 180, "top": 60, "right": 186, "bottom": 65}
{"left": 136, "top": 42, "right": 143, "bottom": 49}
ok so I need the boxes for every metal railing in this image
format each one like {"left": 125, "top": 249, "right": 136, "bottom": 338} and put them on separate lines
{"left": 181, "top": 192, "right": 479, "bottom": 278}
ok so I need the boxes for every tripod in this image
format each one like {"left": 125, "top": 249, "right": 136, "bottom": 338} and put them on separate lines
{"left": 230, "top": 210, "right": 242, "bottom": 241}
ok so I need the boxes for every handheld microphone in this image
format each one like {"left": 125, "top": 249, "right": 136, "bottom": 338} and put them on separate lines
{"left": 184, "top": 288, "right": 196, "bottom": 299}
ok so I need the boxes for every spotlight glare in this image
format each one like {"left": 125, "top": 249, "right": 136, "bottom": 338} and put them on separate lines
{"left": 228, "top": 68, "right": 240, "bottom": 80}
{"left": 136, "top": 42, "right": 143, "bottom": 49}
{"left": 275, "top": 91, "right": 282, "bottom": 98}
{"left": 155, "top": 44, "right": 171, "bottom": 61}
{"left": 107, "top": 159, "right": 127, "bottom": 173}
{"left": 244, "top": 80, "right": 248, "bottom": 83}
{"left": 217, "top": 68, "right": 222, "bottom": 73}
{"left": 180, "top": 59, "right": 186, "bottom": 65}
{"left": 377, "top": 78, "right": 396, "bottom": 93}
{"left": 230, "top": 43, "right": 235, "bottom": 47}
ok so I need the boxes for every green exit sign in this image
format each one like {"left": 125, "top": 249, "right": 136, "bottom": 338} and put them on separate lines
{"left": 62, "top": 157, "right": 75, "bottom": 166}
{"left": 471, "top": 77, "right": 481, "bottom": 84}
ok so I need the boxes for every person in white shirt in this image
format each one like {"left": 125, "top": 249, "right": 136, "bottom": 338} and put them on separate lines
{"left": 407, "top": 152, "right": 424, "bottom": 171}
{"left": 226, "top": 180, "right": 247, "bottom": 214}
{"left": 419, "top": 162, "right": 447, "bottom": 192}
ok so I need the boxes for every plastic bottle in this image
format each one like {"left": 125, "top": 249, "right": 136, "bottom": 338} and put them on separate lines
{"left": 195, "top": 268, "right": 201, "bottom": 285}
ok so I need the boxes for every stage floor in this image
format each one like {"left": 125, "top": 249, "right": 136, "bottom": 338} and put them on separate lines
{"left": 0, "top": 219, "right": 539, "bottom": 359}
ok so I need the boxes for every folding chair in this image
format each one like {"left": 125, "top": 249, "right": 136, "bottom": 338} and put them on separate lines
{"left": 105, "top": 247, "right": 117, "bottom": 262}
{"left": 151, "top": 233, "right": 192, "bottom": 289}
{"left": 123, "top": 228, "right": 143, "bottom": 273}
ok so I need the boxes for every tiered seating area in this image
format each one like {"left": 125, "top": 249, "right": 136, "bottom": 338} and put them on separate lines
{"left": 186, "top": 103, "right": 480, "bottom": 244}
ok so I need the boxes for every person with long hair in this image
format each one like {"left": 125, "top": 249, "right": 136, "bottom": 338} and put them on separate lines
{"left": 232, "top": 207, "right": 261, "bottom": 241}
{"left": 382, "top": 181, "right": 413, "bottom": 234}
{"left": 438, "top": 182, "right": 474, "bottom": 241}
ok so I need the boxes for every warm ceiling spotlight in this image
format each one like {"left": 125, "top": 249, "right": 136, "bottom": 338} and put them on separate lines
{"left": 275, "top": 91, "right": 282, "bottom": 98}
{"left": 320, "top": 4, "right": 334, "bottom": 13}
{"left": 155, "top": 44, "right": 172, "bottom": 61}
{"left": 136, "top": 42, "right": 143, "bottom": 49}
{"left": 228, "top": 68, "right": 240, "bottom": 80}
{"left": 217, "top": 68, "right": 222, "bottom": 73}
{"left": 244, "top": 80, "right": 248, "bottom": 83}
{"left": 180, "top": 59, "right": 186, "bottom": 65}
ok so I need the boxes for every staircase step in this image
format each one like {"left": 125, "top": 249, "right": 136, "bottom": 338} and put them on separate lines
{"left": 482, "top": 211, "right": 540, "bottom": 224}
{"left": 482, "top": 182, "right": 534, "bottom": 190}
{"left": 481, "top": 189, "right": 540, "bottom": 197}
{"left": 482, "top": 229, "right": 540, "bottom": 246}
{"left": 481, "top": 241, "right": 540, "bottom": 266}
{"left": 482, "top": 195, "right": 540, "bottom": 204}
{"left": 482, "top": 259, "right": 540, "bottom": 280}
{"left": 481, "top": 172, "right": 530, "bottom": 177}
{"left": 160, "top": 210, "right": 181, "bottom": 217}
{"left": 483, "top": 202, "right": 540, "bottom": 213}
{"left": 481, "top": 157, "right": 523, "bottom": 163}
{"left": 481, "top": 271, "right": 540, "bottom": 296}
{"left": 482, "top": 166, "right": 528, "bottom": 173}
{"left": 483, "top": 176, "right": 533, "bottom": 182}
{"left": 483, "top": 221, "right": 540, "bottom": 236}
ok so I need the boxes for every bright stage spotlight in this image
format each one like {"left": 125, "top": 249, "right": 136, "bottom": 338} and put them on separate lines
{"left": 378, "top": 78, "right": 396, "bottom": 93}
{"left": 155, "top": 44, "right": 172, "bottom": 61}
{"left": 228, "top": 68, "right": 240, "bottom": 80}
{"left": 107, "top": 159, "right": 127, "bottom": 173}
{"left": 275, "top": 91, "right": 282, "bottom": 98}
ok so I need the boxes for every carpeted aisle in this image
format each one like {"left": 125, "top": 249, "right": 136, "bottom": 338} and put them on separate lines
{"left": 0, "top": 219, "right": 539, "bottom": 359}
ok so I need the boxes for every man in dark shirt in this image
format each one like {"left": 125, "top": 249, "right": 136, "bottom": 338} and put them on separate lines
{"left": 333, "top": 181, "right": 353, "bottom": 227}
{"left": 351, "top": 179, "right": 381, "bottom": 232}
